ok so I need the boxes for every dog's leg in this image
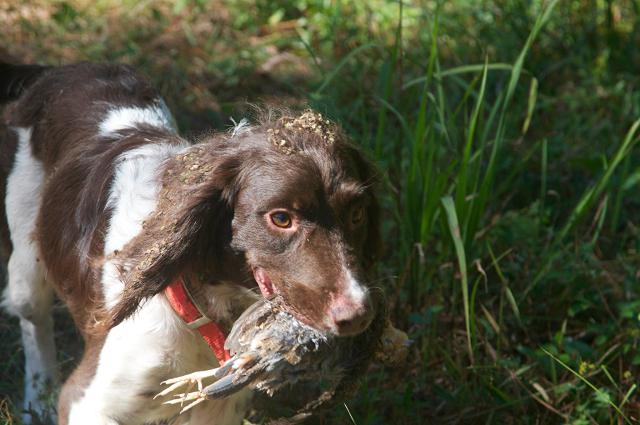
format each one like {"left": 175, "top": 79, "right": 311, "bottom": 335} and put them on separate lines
{"left": 4, "top": 249, "right": 57, "bottom": 423}
{"left": 2, "top": 127, "right": 57, "bottom": 424}
{"left": 56, "top": 338, "right": 103, "bottom": 425}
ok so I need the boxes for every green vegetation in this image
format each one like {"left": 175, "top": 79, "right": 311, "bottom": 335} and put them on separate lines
{"left": 1, "top": 0, "right": 640, "bottom": 423}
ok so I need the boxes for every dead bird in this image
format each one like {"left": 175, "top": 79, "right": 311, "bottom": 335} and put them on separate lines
{"left": 157, "top": 294, "right": 408, "bottom": 422}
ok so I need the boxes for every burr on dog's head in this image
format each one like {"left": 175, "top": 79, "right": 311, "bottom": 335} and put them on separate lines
{"left": 111, "top": 110, "right": 382, "bottom": 337}
{"left": 230, "top": 111, "right": 382, "bottom": 336}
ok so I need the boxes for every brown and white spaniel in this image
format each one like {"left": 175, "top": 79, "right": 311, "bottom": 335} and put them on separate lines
{"left": 0, "top": 62, "right": 381, "bottom": 425}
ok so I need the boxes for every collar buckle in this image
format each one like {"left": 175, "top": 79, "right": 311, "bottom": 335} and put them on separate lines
{"left": 164, "top": 276, "right": 231, "bottom": 364}
{"left": 180, "top": 277, "right": 213, "bottom": 329}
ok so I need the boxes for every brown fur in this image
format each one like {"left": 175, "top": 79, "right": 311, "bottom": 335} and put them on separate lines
{"left": 2, "top": 63, "right": 177, "bottom": 330}
{"left": 0, "top": 61, "right": 383, "bottom": 422}
{"left": 111, "top": 112, "right": 382, "bottom": 332}
{"left": 56, "top": 335, "right": 105, "bottom": 423}
{"left": 0, "top": 62, "right": 181, "bottom": 418}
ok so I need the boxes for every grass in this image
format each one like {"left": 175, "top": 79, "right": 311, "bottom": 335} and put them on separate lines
{"left": 2, "top": 0, "right": 640, "bottom": 423}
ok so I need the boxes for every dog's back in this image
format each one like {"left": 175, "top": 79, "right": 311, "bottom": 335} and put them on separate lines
{"left": 0, "top": 62, "right": 185, "bottom": 424}
{"left": 3, "top": 62, "right": 169, "bottom": 168}
{"left": 1, "top": 62, "right": 179, "bottom": 319}
{"left": 0, "top": 62, "right": 164, "bottom": 254}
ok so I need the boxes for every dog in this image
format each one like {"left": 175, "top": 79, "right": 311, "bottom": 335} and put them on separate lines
{"left": 0, "top": 62, "right": 381, "bottom": 425}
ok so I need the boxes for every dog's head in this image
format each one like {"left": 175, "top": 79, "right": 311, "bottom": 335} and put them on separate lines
{"left": 112, "top": 111, "right": 382, "bottom": 336}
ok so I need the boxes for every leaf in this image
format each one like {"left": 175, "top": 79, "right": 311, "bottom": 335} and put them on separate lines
{"left": 441, "top": 196, "right": 473, "bottom": 363}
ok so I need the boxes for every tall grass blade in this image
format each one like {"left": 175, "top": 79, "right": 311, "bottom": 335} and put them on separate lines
{"left": 620, "top": 384, "right": 637, "bottom": 409}
{"left": 412, "top": 8, "right": 439, "bottom": 155}
{"left": 373, "top": 0, "right": 402, "bottom": 160}
{"left": 475, "top": 0, "right": 559, "bottom": 240}
{"left": 610, "top": 155, "right": 632, "bottom": 232}
{"left": 442, "top": 195, "right": 474, "bottom": 363}
{"left": 522, "top": 77, "right": 538, "bottom": 135}
{"left": 557, "top": 118, "right": 640, "bottom": 241}
{"left": 487, "top": 243, "right": 522, "bottom": 326}
{"left": 542, "top": 347, "right": 632, "bottom": 424}
{"left": 457, "top": 58, "right": 488, "bottom": 245}
{"left": 343, "top": 403, "right": 358, "bottom": 425}
{"left": 313, "top": 43, "right": 377, "bottom": 95}
{"left": 590, "top": 196, "right": 608, "bottom": 246}
{"left": 375, "top": 96, "right": 413, "bottom": 142}
{"left": 540, "top": 138, "right": 548, "bottom": 224}
{"left": 403, "top": 63, "right": 516, "bottom": 89}
{"left": 404, "top": 6, "right": 441, "bottom": 307}
{"left": 524, "top": 119, "right": 640, "bottom": 298}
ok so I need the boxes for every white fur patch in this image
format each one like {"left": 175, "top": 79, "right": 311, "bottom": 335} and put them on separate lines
{"left": 99, "top": 100, "right": 177, "bottom": 137}
{"left": 4, "top": 128, "right": 42, "bottom": 250}
{"left": 344, "top": 269, "right": 368, "bottom": 304}
{"left": 75, "top": 134, "right": 254, "bottom": 423}
{"left": 71, "top": 121, "right": 254, "bottom": 423}
{"left": 101, "top": 142, "right": 187, "bottom": 309}
{"left": 69, "top": 291, "right": 251, "bottom": 424}
{"left": 2, "top": 127, "right": 57, "bottom": 423}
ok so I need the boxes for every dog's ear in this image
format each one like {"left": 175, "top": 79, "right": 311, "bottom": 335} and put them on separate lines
{"left": 365, "top": 192, "right": 383, "bottom": 266}
{"left": 109, "top": 144, "right": 245, "bottom": 327}
{"left": 347, "top": 144, "right": 383, "bottom": 266}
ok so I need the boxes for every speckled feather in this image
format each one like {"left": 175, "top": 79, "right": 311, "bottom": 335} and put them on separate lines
{"left": 159, "top": 293, "right": 395, "bottom": 423}
{"left": 203, "top": 297, "right": 339, "bottom": 398}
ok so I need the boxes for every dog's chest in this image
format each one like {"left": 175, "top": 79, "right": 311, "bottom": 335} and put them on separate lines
{"left": 74, "top": 295, "right": 250, "bottom": 424}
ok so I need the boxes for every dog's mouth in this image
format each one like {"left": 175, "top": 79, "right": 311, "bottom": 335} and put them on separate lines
{"left": 252, "top": 267, "right": 275, "bottom": 298}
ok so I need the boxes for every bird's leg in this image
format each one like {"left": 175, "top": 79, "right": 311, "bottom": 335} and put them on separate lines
{"left": 161, "top": 390, "right": 208, "bottom": 413}
{"left": 154, "top": 368, "right": 221, "bottom": 400}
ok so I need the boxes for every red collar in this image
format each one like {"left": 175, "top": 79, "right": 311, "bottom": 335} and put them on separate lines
{"left": 165, "top": 278, "right": 231, "bottom": 365}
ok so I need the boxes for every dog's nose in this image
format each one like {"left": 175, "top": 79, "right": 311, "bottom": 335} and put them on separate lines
{"left": 329, "top": 297, "right": 374, "bottom": 336}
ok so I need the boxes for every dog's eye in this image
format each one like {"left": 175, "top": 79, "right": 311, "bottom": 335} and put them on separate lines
{"left": 351, "top": 205, "right": 365, "bottom": 225}
{"left": 270, "top": 211, "right": 292, "bottom": 228}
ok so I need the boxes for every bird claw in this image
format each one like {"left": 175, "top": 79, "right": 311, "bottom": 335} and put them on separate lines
{"left": 155, "top": 368, "right": 221, "bottom": 401}
{"left": 163, "top": 391, "right": 207, "bottom": 413}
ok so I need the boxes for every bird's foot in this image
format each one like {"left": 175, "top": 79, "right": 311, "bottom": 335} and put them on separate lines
{"left": 162, "top": 390, "right": 209, "bottom": 413}
{"left": 155, "top": 368, "right": 221, "bottom": 405}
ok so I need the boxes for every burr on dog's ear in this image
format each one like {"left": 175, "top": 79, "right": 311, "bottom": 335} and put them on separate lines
{"left": 109, "top": 144, "right": 244, "bottom": 327}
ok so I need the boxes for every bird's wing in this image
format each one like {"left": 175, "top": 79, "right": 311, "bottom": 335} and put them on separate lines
{"left": 225, "top": 296, "right": 283, "bottom": 355}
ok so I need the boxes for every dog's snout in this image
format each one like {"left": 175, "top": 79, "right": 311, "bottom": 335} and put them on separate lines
{"left": 329, "top": 296, "right": 374, "bottom": 336}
